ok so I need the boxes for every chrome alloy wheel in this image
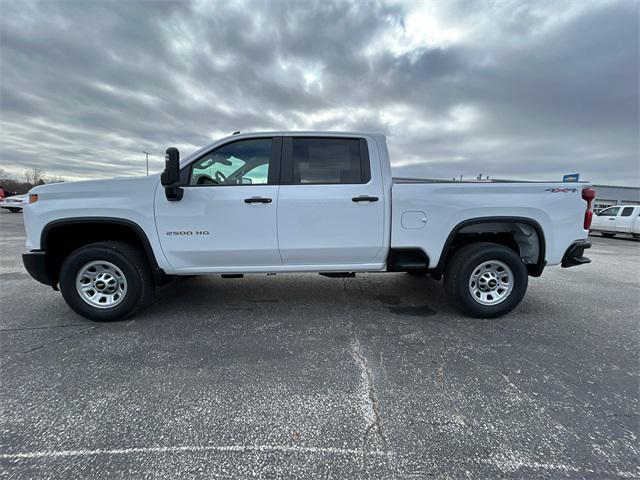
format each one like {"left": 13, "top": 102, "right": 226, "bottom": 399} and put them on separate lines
{"left": 468, "top": 260, "right": 514, "bottom": 306}
{"left": 75, "top": 260, "right": 128, "bottom": 309}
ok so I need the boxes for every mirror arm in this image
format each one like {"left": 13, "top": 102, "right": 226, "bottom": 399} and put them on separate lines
{"left": 164, "top": 183, "right": 183, "bottom": 201}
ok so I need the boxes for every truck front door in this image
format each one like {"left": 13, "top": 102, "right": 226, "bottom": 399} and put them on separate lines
{"left": 154, "top": 137, "right": 282, "bottom": 271}
{"left": 594, "top": 206, "right": 620, "bottom": 231}
{"left": 276, "top": 136, "right": 386, "bottom": 267}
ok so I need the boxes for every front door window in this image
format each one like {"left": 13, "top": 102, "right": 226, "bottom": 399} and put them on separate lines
{"left": 189, "top": 138, "right": 273, "bottom": 186}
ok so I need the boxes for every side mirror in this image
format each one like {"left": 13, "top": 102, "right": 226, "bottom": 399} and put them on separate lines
{"left": 161, "top": 147, "right": 183, "bottom": 201}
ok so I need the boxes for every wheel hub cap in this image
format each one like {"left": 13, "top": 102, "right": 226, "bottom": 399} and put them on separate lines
{"left": 469, "top": 260, "right": 514, "bottom": 306}
{"left": 75, "top": 261, "right": 127, "bottom": 309}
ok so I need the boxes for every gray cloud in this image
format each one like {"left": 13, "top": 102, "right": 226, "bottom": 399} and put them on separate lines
{"left": 1, "top": 0, "right": 638, "bottom": 185}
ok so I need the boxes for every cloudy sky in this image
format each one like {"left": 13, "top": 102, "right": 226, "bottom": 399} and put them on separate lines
{"left": 1, "top": 0, "right": 638, "bottom": 185}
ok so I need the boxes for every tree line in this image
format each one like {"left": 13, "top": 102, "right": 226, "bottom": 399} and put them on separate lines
{"left": 0, "top": 167, "right": 65, "bottom": 195}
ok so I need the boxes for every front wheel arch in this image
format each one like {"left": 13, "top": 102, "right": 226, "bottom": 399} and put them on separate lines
{"left": 40, "top": 218, "right": 167, "bottom": 286}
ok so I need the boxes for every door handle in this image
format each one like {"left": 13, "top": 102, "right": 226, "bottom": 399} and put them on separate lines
{"left": 244, "top": 197, "right": 272, "bottom": 204}
{"left": 352, "top": 195, "right": 379, "bottom": 203}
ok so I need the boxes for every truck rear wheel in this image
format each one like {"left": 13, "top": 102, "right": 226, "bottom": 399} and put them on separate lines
{"left": 59, "top": 241, "right": 154, "bottom": 322}
{"left": 444, "top": 242, "right": 528, "bottom": 318}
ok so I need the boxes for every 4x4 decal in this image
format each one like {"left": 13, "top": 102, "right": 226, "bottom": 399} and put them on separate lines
{"left": 545, "top": 187, "right": 577, "bottom": 193}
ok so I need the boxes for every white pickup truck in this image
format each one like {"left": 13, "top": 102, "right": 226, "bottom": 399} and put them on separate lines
{"left": 22, "top": 132, "right": 594, "bottom": 321}
{"left": 590, "top": 205, "right": 640, "bottom": 238}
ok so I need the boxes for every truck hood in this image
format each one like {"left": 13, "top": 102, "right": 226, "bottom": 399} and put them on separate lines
{"left": 30, "top": 174, "right": 161, "bottom": 196}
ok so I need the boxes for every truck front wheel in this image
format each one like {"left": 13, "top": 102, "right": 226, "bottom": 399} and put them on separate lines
{"left": 444, "top": 242, "right": 528, "bottom": 318}
{"left": 59, "top": 241, "right": 154, "bottom": 321}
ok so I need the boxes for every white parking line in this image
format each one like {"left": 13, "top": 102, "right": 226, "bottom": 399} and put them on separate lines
{"left": 0, "top": 444, "right": 392, "bottom": 460}
{"left": 481, "top": 453, "right": 639, "bottom": 478}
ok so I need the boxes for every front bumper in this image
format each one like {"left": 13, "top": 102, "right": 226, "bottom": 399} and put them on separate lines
{"left": 561, "top": 240, "right": 591, "bottom": 268}
{"left": 22, "top": 251, "right": 56, "bottom": 287}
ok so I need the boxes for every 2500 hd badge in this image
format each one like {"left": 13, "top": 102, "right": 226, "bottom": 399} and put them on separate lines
{"left": 166, "top": 231, "right": 210, "bottom": 236}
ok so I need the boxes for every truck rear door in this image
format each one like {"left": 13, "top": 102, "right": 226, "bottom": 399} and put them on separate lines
{"left": 616, "top": 206, "right": 638, "bottom": 233}
{"left": 276, "top": 135, "right": 385, "bottom": 267}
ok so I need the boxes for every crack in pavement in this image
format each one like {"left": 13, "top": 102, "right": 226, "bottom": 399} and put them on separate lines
{"left": 349, "top": 338, "right": 389, "bottom": 451}
{"left": 20, "top": 326, "right": 99, "bottom": 354}
{"left": 0, "top": 324, "right": 88, "bottom": 332}
{"left": 1, "top": 326, "right": 100, "bottom": 364}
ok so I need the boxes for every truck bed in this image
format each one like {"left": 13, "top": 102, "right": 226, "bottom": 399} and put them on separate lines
{"left": 390, "top": 180, "right": 589, "bottom": 267}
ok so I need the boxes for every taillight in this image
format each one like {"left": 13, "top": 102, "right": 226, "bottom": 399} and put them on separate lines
{"left": 582, "top": 188, "right": 596, "bottom": 230}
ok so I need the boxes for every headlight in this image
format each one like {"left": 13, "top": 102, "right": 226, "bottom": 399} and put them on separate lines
{"left": 29, "top": 194, "right": 39, "bottom": 204}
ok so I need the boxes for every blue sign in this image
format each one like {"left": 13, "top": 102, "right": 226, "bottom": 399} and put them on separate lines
{"left": 563, "top": 173, "right": 579, "bottom": 182}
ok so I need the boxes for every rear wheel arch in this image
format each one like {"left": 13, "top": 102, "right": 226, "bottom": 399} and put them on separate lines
{"left": 433, "top": 217, "right": 546, "bottom": 277}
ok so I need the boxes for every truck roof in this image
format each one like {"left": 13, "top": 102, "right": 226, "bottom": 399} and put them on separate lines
{"left": 183, "top": 131, "right": 388, "bottom": 164}
{"left": 227, "top": 130, "right": 386, "bottom": 137}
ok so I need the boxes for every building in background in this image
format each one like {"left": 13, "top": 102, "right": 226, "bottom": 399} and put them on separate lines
{"left": 591, "top": 185, "right": 640, "bottom": 212}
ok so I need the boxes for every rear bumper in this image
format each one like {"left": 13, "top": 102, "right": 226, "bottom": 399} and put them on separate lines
{"left": 561, "top": 240, "right": 591, "bottom": 268}
{"left": 22, "top": 251, "right": 55, "bottom": 286}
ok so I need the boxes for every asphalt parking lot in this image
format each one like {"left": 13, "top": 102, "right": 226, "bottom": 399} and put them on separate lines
{"left": 1, "top": 211, "right": 638, "bottom": 479}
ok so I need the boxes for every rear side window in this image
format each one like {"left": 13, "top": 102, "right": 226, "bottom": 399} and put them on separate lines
{"left": 291, "top": 138, "right": 368, "bottom": 184}
{"left": 620, "top": 207, "right": 635, "bottom": 217}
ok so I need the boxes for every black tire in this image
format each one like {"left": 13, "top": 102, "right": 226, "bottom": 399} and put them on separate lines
{"left": 59, "top": 241, "right": 155, "bottom": 321}
{"left": 8, "top": 208, "right": 21, "bottom": 213}
{"left": 443, "top": 242, "right": 528, "bottom": 319}
{"left": 601, "top": 232, "right": 616, "bottom": 238}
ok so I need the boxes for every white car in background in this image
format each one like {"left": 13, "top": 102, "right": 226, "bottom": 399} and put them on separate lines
{"left": 591, "top": 205, "right": 640, "bottom": 238}
{"left": 0, "top": 194, "right": 28, "bottom": 213}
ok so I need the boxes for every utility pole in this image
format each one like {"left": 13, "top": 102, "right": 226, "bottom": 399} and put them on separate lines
{"left": 143, "top": 151, "right": 150, "bottom": 176}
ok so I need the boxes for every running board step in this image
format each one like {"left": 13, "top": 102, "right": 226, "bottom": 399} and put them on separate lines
{"left": 319, "top": 272, "right": 356, "bottom": 278}
{"left": 221, "top": 274, "right": 244, "bottom": 279}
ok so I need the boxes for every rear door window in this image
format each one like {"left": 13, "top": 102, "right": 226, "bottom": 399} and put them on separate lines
{"left": 620, "top": 207, "right": 635, "bottom": 217}
{"left": 290, "top": 138, "right": 368, "bottom": 184}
